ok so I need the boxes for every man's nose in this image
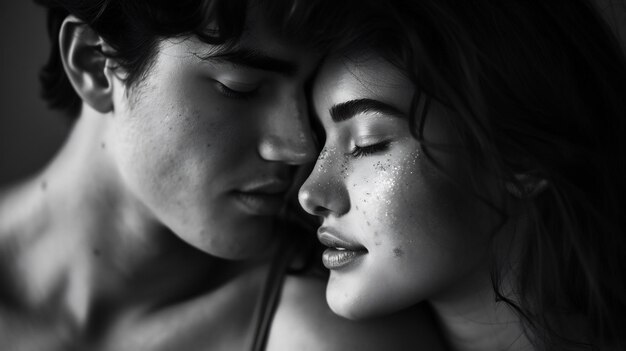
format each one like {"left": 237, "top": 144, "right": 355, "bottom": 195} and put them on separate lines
{"left": 258, "top": 94, "right": 317, "bottom": 165}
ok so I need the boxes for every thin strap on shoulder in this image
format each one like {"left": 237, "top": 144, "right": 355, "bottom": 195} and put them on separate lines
{"left": 250, "top": 235, "right": 294, "bottom": 351}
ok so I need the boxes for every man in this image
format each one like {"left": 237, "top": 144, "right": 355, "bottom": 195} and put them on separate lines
{"left": 0, "top": 0, "right": 444, "bottom": 349}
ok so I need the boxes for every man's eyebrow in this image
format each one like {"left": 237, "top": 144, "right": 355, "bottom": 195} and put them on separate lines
{"left": 198, "top": 48, "right": 298, "bottom": 76}
{"left": 329, "top": 98, "right": 406, "bottom": 122}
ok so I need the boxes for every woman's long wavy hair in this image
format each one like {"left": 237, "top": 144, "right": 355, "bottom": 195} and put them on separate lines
{"left": 335, "top": 0, "right": 626, "bottom": 349}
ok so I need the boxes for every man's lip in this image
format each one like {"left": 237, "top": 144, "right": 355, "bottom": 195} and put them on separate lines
{"left": 239, "top": 179, "right": 291, "bottom": 194}
{"left": 233, "top": 191, "right": 285, "bottom": 216}
{"left": 317, "top": 227, "right": 367, "bottom": 252}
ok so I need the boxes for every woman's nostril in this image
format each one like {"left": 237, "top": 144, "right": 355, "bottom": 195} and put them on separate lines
{"left": 312, "top": 206, "right": 331, "bottom": 217}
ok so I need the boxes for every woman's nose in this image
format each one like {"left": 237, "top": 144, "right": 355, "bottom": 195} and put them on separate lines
{"left": 298, "top": 148, "right": 350, "bottom": 217}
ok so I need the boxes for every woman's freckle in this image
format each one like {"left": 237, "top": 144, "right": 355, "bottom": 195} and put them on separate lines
{"left": 355, "top": 205, "right": 359, "bottom": 211}
{"left": 206, "top": 143, "right": 211, "bottom": 148}
{"left": 100, "top": 142, "right": 106, "bottom": 149}
{"left": 393, "top": 248, "right": 403, "bottom": 257}
{"left": 40, "top": 181, "right": 47, "bottom": 191}
{"left": 92, "top": 249, "right": 101, "bottom": 257}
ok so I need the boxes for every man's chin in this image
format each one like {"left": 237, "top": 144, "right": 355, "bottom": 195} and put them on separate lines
{"left": 201, "top": 225, "right": 279, "bottom": 260}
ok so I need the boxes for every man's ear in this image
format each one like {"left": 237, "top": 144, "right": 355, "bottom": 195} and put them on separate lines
{"left": 59, "top": 15, "right": 116, "bottom": 113}
{"left": 504, "top": 173, "right": 549, "bottom": 199}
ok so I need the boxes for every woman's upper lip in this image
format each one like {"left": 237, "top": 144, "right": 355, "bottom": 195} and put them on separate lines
{"left": 317, "top": 227, "right": 366, "bottom": 251}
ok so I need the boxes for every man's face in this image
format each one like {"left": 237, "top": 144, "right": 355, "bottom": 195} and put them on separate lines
{"left": 105, "top": 12, "right": 318, "bottom": 259}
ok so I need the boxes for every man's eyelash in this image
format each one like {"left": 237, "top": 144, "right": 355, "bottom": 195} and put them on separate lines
{"left": 215, "top": 82, "right": 258, "bottom": 99}
{"left": 349, "top": 141, "right": 391, "bottom": 158}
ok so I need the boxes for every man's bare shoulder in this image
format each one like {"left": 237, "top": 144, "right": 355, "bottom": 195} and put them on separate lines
{"left": 266, "top": 274, "right": 447, "bottom": 351}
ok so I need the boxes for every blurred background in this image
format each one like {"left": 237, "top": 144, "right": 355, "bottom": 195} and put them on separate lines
{"left": 0, "top": 1, "right": 69, "bottom": 186}
{"left": 0, "top": 1, "right": 624, "bottom": 187}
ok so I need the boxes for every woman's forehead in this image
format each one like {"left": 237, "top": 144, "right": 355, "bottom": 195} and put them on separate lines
{"left": 313, "top": 54, "right": 414, "bottom": 114}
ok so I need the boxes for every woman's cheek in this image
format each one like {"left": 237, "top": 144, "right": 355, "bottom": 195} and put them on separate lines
{"left": 350, "top": 149, "right": 422, "bottom": 251}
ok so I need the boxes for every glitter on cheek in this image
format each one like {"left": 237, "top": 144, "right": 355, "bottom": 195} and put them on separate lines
{"left": 367, "top": 147, "right": 422, "bottom": 240}
{"left": 315, "top": 146, "right": 332, "bottom": 173}
{"left": 318, "top": 146, "right": 329, "bottom": 160}
{"left": 340, "top": 153, "right": 353, "bottom": 179}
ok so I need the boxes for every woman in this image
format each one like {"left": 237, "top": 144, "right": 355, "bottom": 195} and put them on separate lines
{"left": 0, "top": 0, "right": 443, "bottom": 349}
{"left": 299, "top": 0, "right": 626, "bottom": 349}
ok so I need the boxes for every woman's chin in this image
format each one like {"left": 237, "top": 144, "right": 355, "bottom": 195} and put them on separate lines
{"left": 325, "top": 274, "right": 421, "bottom": 320}
{"left": 325, "top": 283, "right": 383, "bottom": 321}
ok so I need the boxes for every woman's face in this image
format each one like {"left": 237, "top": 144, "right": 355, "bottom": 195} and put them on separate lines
{"left": 299, "top": 54, "right": 498, "bottom": 319}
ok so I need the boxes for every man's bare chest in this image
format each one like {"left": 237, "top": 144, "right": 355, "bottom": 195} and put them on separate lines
{"left": 0, "top": 289, "right": 260, "bottom": 351}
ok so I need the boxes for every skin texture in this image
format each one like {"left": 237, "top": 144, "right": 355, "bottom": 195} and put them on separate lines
{"left": 0, "top": 9, "right": 320, "bottom": 349}
{"left": 106, "top": 32, "right": 318, "bottom": 260}
{"left": 0, "top": 9, "right": 448, "bottom": 350}
{"left": 299, "top": 54, "right": 494, "bottom": 319}
{"left": 299, "top": 53, "right": 534, "bottom": 350}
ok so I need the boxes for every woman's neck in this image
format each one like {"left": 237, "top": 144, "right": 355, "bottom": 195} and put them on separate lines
{"left": 429, "top": 273, "right": 533, "bottom": 351}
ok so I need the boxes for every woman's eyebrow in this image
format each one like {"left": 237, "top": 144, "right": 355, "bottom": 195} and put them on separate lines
{"left": 197, "top": 48, "right": 298, "bottom": 76}
{"left": 329, "top": 98, "right": 405, "bottom": 122}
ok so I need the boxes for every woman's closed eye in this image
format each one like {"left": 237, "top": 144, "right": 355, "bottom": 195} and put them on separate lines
{"left": 348, "top": 140, "right": 391, "bottom": 158}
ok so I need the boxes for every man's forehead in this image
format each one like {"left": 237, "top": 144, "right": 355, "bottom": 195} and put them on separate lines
{"left": 198, "top": 47, "right": 300, "bottom": 76}
{"left": 234, "top": 4, "right": 319, "bottom": 71}
{"left": 196, "top": 32, "right": 319, "bottom": 77}
{"left": 163, "top": 4, "right": 321, "bottom": 76}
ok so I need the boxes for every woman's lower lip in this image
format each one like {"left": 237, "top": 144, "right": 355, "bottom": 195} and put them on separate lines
{"left": 234, "top": 192, "right": 284, "bottom": 216}
{"left": 322, "top": 248, "right": 367, "bottom": 269}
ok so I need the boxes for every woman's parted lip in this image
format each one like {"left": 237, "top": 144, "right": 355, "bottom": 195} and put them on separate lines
{"left": 318, "top": 227, "right": 367, "bottom": 270}
{"left": 317, "top": 227, "right": 367, "bottom": 252}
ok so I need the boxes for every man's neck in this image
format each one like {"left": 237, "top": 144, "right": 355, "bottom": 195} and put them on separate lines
{"left": 0, "top": 108, "right": 261, "bottom": 331}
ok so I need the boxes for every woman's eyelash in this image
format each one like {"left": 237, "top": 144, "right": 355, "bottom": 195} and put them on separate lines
{"left": 349, "top": 141, "right": 391, "bottom": 158}
{"left": 215, "top": 82, "right": 258, "bottom": 99}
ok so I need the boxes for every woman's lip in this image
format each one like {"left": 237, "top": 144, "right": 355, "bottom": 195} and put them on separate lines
{"left": 322, "top": 248, "right": 367, "bottom": 270}
{"left": 317, "top": 228, "right": 366, "bottom": 251}
{"left": 317, "top": 228, "right": 368, "bottom": 269}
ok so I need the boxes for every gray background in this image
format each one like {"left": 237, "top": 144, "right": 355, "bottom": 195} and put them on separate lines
{"left": 0, "top": 1, "right": 69, "bottom": 186}
{"left": 1, "top": 1, "right": 624, "bottom": 187}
